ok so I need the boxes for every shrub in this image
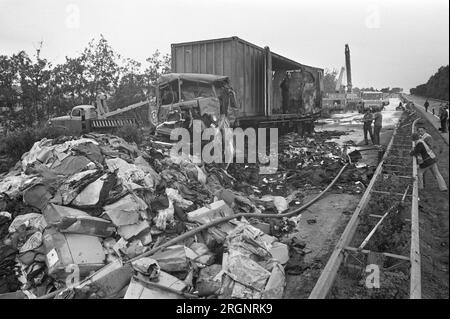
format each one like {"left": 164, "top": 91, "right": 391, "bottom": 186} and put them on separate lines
{"left": 114, "top": 125, "right": 142, "bottom": 144}
{"left": 0, "top": 126, "right": 70, "bottom": 164}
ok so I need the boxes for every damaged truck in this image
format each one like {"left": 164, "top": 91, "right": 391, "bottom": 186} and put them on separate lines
{"left": 48, "top": 37, "right": 324, "bottom": 139}
{"left": 153, "top": 36, "right": 324, "bottom": 138}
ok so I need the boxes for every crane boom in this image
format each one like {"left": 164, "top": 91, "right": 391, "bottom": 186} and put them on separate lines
{"left": 345, "top": 44, "right": 352, "bottom": 93}
{"left": 336, "top": 66, "right": 345, "bottom": 93}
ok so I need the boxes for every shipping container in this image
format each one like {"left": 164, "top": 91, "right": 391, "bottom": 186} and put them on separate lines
{"left": 171, "top": 36, "right": 323, "bottom": 126}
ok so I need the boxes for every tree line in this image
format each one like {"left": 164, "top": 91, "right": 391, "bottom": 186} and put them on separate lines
{"left": 322, "top": 68, "right": 398, "bottom": 94}
{"left": 0, "top": 35, "right": 171, "bottom": 134}
{"left": 410, "top": 65, "right": 449, "bottom": 101}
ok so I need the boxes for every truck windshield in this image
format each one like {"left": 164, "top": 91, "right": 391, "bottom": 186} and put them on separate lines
{"left": 72, "top": 109, "right": 82, "bottom": 117}
{"left": 160, "top": 81, "right": 179, "bottom": 105}
{"left": 180, "top": 80, "right": 214, "bottom": 101}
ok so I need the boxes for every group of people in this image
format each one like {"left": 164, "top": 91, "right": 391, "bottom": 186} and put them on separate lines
{"left": 358, "top": 101, "right": 447, "bottom": 192}
{"left": 410, "top": 124, "right": 447, "bottom": 192}
{"left": 361, "top": 107, "right": 383, "bottom": 145}
{"left": 424, "top": 99, "right": 449, "bottom": 133}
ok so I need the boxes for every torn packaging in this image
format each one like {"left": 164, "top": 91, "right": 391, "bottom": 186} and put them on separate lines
{"left": 152, "top": 245, "right": 189, "bottom": 272}
{"left": 51, "top": 156, "right": 92, "bottom": 176}
{"left": 133, "top": 156, "right": 161, "bottom": 190}
{"left": 117, "top": 220, "right": 150, "bottom": 241}
{"left": 221, "top": 222, "right": 287, "bottom": 297}
{"left": 225, "top": 223, "right": 272, "bottom": 259}
{"left": 8, "top": 213, "right": 47, "bottom": 233}
{"left": 71, "top": 142, "right": 104, "bottom": 164}
{"left": 224, "top": 251, "right": 271, "bottom": 291}
{"left": 259, "top": 195, "right": 288, "bottom": 213}
{"left": 196, "top": 264, "right": 222, "bottom": 296}
{"left": 132, "top": 257, "right": 160, "bottom": 278}
{"left": 187, "top": 200, "right": 234, "bottom": 224}
{"left": 102, "top": 194, "right": 147, "bottom": 227}
{"left": 70, "top": 173, "right": 117, "bottom": 208}
{"left": 43, "top": 204, "right": 115, "bottom": 237}
{"left": 124, "top": 276, "right": 185, "bottom": 299}
{"left": 77, "top": 260, "right": 134, "bottom": 299}
{"left": 23, "top": 183, "right": 56, "bottom": 211}
{"left": 269, "top": 242, "right": 289, "bottom": 264}
{"left": 51, "top": 169, "right": 102, "bottom": 205}
{"left": 0, "top": 174, "right": 38, "bottom": 199}
{"left": 262, "top": 263, "right": 285, "bottom": 299}
{"left": 154, "top": 188, "right": 194, "bottom": 230}
{"left": 188, "top": 242, "right": 215, "bottom": 266}
{"left": 43, "top": 227, "right": 105, "bottom": 280}
{"left": 19, "top": 231, "right": 43, "bottom": 253}
{"left": 105, "top": 157, "right": 159, "bottom": 190}
{"left": 120, "top": 239, "right": 148, "bottom": 258}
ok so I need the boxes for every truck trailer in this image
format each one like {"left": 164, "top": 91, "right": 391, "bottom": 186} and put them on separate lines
{"left": 168, "top": 36, "right": 324, "bottom": 133}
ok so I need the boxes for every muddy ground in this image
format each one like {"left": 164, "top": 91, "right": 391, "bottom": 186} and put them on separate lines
{"left": 327, "top": 104, "right": 449, "bottom": 299}
{"left": 283, "top": 193, "right": 359, "bottom": 298}
{"left": 282, "top": 102, "right": 402, "bottom": 299}
{"left": 415, "top": 113, "right": 449, "bottom": 299}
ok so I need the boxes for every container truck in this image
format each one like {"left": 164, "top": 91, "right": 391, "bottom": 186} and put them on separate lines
{"left": 153, "top": 36, "right": 324, "bottom": 137}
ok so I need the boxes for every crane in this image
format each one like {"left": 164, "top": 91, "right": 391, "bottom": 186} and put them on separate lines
{"left": 335, "top": 66, "right": 345, "bottom": 93}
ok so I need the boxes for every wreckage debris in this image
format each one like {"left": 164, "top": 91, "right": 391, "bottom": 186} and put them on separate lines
{"left": 0, "top": 129, "right": 372, "bottom": 299}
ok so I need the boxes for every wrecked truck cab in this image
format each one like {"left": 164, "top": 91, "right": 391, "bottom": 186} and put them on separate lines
{"left": 154, "top": 73, "right": 238, "bottom": 138}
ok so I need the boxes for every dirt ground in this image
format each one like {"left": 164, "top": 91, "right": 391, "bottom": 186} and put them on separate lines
{"left": 328, "top": 104, "right": 449, "bottom": 299}
{"left": 282, "top": 110, "right": 400, "bottom": 299}
{"left": 283, "top": 193, "right": 359, "bottom": 298}
{"left": 415, "top": 115, "right": 449, "bottom": 299}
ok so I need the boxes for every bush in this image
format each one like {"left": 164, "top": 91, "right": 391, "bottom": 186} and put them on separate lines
{"left": 114, "top": 125, "right": 142, "bottom": 144}
{"left": 0, "top": 126, "right": 70, "bottom": 163}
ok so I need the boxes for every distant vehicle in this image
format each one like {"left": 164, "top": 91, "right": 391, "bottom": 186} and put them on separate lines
{"left": 359, "top": 91, "right": 387, "bottom": 113}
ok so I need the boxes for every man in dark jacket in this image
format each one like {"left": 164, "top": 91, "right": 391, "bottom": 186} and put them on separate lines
{"left": 439, "top": 104, "right": 448, "bottom": 132}
{"left": 410, "top": 133, "right": 447, "bottom": 191}
{"left": 372, "top": 108, "right": 383, "bottom": 145}
{"left": 424, "top": 100, "right": 429, "bottom": 113}
{"left": 362, "top": 108, "right": 374, "bottom": 145}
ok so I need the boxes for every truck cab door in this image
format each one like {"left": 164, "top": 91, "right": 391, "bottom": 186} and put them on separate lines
{"left": 67, "top": 108, "right": 83, "bottom": 134}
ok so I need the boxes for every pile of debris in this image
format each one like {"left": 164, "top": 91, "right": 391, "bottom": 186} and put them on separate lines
{"left": 226, "top": 131, "right": 371, "bottom": 196}
{"left": 0, "top": 133, "right": 293, "bottom": 299}
{"left": 0, "top": 129, "right": 373, "bottom": 299}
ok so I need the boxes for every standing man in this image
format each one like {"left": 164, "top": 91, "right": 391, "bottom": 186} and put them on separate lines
{"left": 410, "top": 133, "right": 447, "bottom": 192}
{"left": 446, "top": 104, "right": 449, "bottom": 132}
{"left": 417, "top": 124, "right": 443, "bottom": 159}
{"left": 373, "top": 108, "right": 383, "bottom": 145}
{"left": 362, "top": 108, "right": 374, "bottom": 145}
{"left": 424, "top": 99, "right": 429, "bottom": 113}
{"left": 417, "top": 125, "right": 434, "bottom": 148}
{"left": 439, "top": 104, "right": 448, "bottom": 133}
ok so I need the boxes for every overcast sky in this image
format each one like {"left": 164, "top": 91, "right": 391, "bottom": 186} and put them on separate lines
{"left": 0, "top": 0, "right": 448, "bottom": 91}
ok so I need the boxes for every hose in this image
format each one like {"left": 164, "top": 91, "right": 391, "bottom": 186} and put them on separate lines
{"left": 38, "top": 163, "right": 348, "bottom": 299}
